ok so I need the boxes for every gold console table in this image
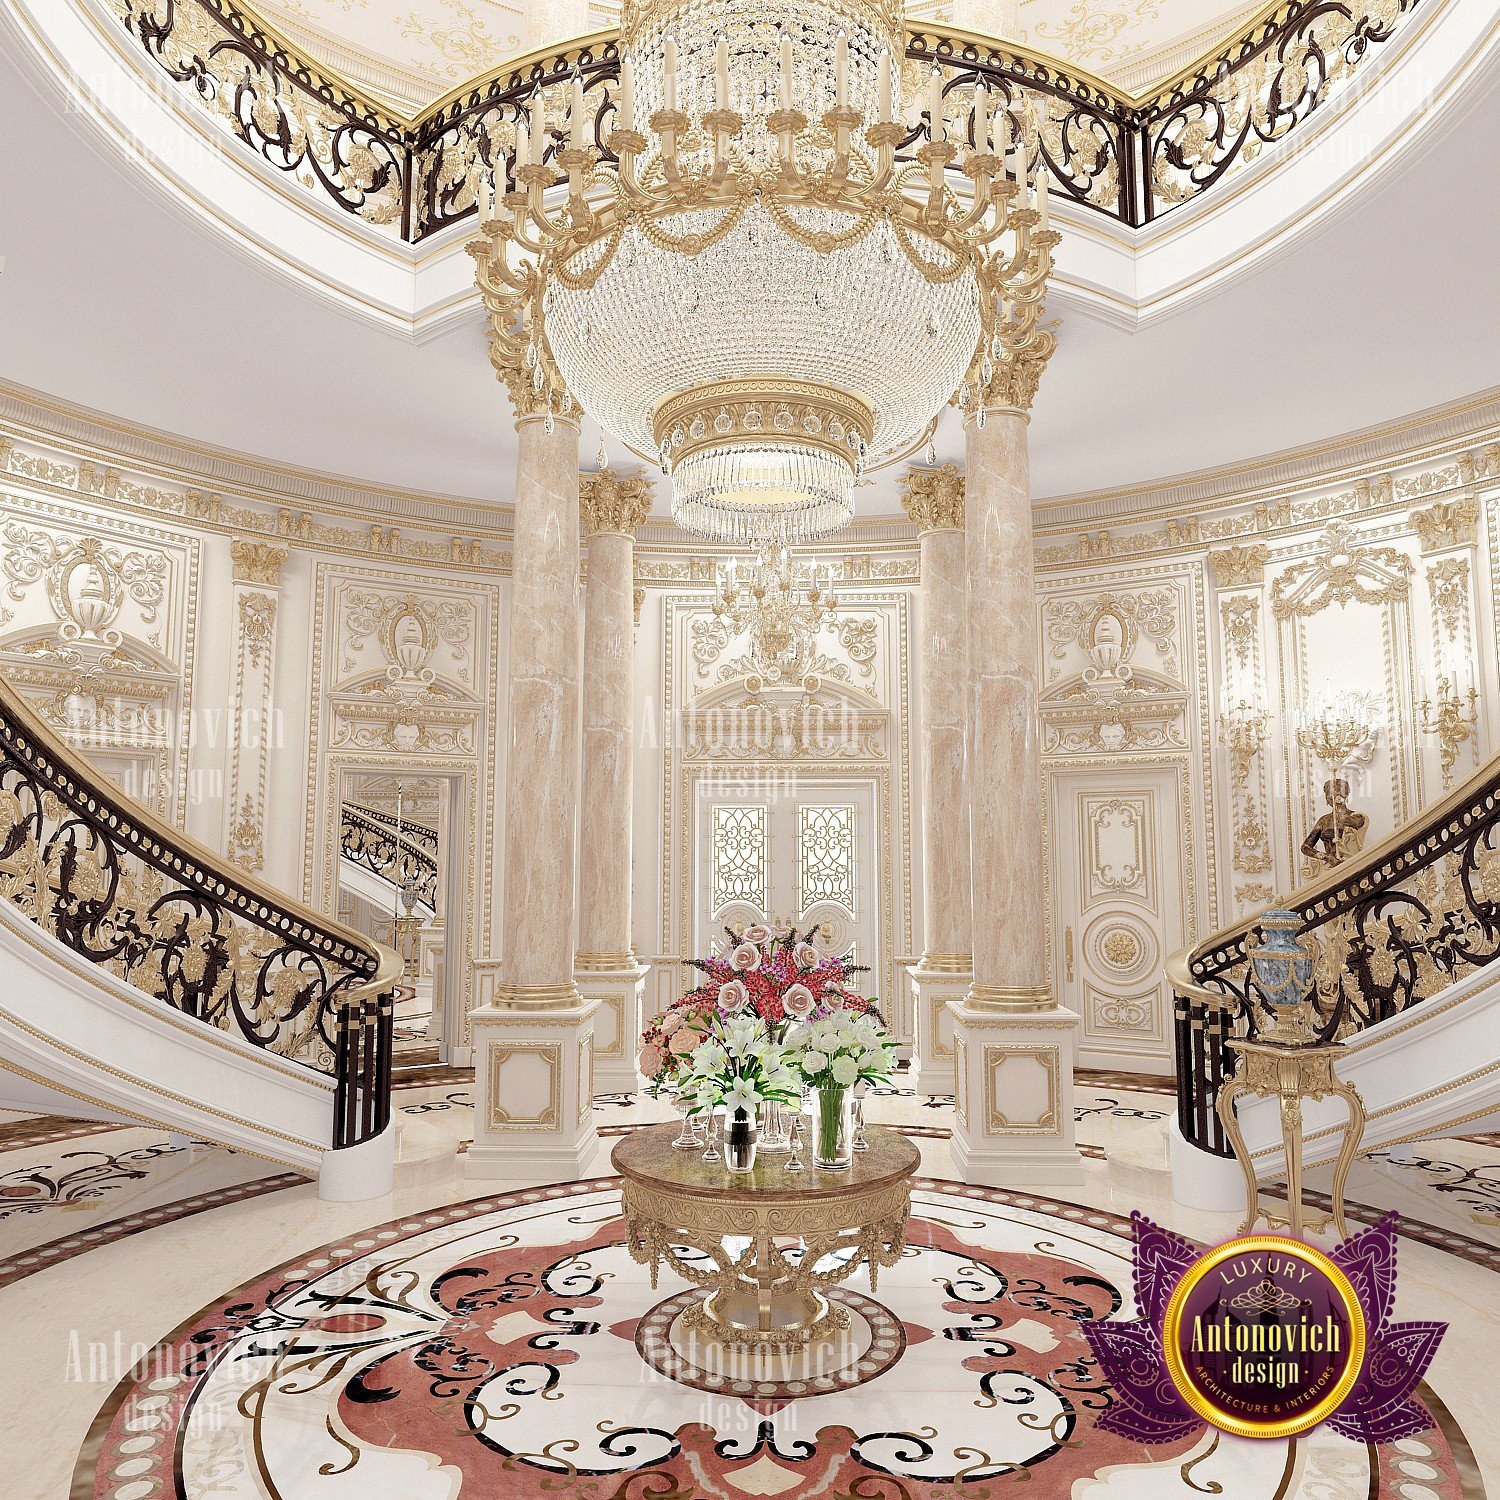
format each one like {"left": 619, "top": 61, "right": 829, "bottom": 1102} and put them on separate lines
{"left": 1217, "top": 1036, "right": 1366, "bottom": 1240}
{"left": 613, "top": 1122, "right": 919, "bottom": 1349}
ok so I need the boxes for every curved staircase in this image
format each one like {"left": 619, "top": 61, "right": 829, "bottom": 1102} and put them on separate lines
{"left": 1169, "top": 752, "right": 1500, "bottom": 1210}
{"left": 0, "top": 677, "right": 400, "bottom": 1200}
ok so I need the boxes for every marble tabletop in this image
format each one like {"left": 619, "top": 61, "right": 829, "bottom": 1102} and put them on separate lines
{"left": 611, "top": 1121, "right": 920, "bottom": 1202}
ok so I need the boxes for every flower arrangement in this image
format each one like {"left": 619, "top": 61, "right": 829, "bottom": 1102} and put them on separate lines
{"left": 788, "top": 1006, "right": 898, "bottom": 1092}
{"left": 688, "top": 923, "right": 872, "bottom": 1035}
{"left": 786, "top": 1007, "right": 898, "bottom": 1168}
{"left": 676, "top": 1014, "right": 803, "bottom": 1119}
{"left": 639, "top": 923, "right": 873, "bottom": 1097}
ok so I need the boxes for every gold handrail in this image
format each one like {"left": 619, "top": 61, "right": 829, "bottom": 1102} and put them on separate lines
{"left": 1172, "top": 743, "right": 1500, "bottom": 991}
{"left": 0, "top": 672, "right": 401, "bottom": 1004}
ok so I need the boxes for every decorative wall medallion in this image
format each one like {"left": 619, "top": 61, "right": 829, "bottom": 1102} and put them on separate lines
{"left": 1100, "top": 927, "right": 1141, "bottom": 970}
{"left": 1220, "top": 595, "right": 1258, "bottom": 669}
{"left": 238, "top": 590, "right": 277, "bottom": 670}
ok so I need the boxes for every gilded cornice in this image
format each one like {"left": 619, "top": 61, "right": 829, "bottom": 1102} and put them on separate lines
{"left": 901, "top": 464, "right": 965, "bottom": 534}
{"left": 580, "top": 469, "right": 653, "bottom": 537}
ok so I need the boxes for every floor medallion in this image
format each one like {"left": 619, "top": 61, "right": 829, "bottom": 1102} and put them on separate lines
{"left": 80, "top": 1178, "right": 1472, "bottom": 1499}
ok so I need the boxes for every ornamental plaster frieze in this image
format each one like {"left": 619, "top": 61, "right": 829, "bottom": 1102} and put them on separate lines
{"left": 4, "top": 383, "right": 1500, "bottom": 584}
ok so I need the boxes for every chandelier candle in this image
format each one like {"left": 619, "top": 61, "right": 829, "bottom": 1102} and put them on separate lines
{"left": 468, "top": 0, "right": 1059, "bottom": 543}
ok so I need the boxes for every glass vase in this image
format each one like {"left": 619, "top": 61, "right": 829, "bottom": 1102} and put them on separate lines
{"left": 725, "top": 1106, "right": 758, "bottom": 1173}
{"left": 757, "top": 1098, "right": 792, "bottom": 1153}
{"left": 812, "top": 1085, "right": 852, "bottom": 1170}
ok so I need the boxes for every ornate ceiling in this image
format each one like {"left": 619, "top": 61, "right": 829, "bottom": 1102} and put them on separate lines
{"left": 251, "top": 0, "right": 1263, "bottom": 113}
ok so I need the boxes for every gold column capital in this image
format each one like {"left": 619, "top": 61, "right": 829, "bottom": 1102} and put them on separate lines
{"left": 580, "top": 468, "right": 653, "bottom": 537}
{"left": 901, "top": 463, "right": 965, "bottom": 533}
{"left": 967, "top": 328, "right": 1058, "bottom": 416}
{"left": 230, "top": 538, "right": 289, "bottom": 586}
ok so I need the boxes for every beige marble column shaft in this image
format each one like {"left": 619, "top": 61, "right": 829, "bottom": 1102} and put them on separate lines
{"left": 574, "top": 472, "right": 652, "bottom": 1092}
{"left": 576, "top": 472, "right": 650, "bottom": 965}
{"left": 902, "top": 466, "right": 973, "bottom": 1093}
{"left": 948, "top": 402, "right": 1082, "bottom": 1187}
{"left": 964, "top": 409, "right": 1049, "bottom": 1009}
{"left": 498, "top": 412, "right": 584, "bottom": 1004}
{"left": 470, "top": 409, "right": 600, "bottom": 1180}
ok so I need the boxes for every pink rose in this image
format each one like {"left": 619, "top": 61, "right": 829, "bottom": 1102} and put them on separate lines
{"left": 639, "top": 1043, "right": 664, "bottom": 1078}
{"left": 729, "top": 942, "right": 761, "bottom": 972}
{"left": 661, "top": 1008, "right": 686, "bottom": 1036}
{"left": 782, "top": 984, "right": 815, "bottom": 1020}
{"left": 742, "top": 925, "right": 771, "bottom": 943}
{"left": 793, "top": 942, "right": 820, "bottom": 970}
{"left": 669, "top": 1027, "right": 698, "bottom": 1055}
{"left": 718, "top": 979, "right": 750, "bottom": 1015}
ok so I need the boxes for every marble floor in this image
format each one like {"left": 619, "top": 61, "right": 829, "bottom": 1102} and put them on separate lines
{"left": 0, "top": 1074, "right": 1493, "bottom": 1498}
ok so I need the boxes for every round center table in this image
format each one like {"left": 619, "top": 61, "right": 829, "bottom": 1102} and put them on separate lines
{"left": 613, "top": 1121, "right": 919, "bottom": 1353}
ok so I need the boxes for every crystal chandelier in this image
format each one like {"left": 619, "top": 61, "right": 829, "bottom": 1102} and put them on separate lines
{"left": 714, "top": 540, "right": 837, "bottom": 682}
{"left": 470, "top": 0, "right": 1058, "bottom": 543}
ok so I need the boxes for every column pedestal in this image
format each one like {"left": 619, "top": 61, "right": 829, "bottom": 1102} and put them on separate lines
{"left": 948, "top": 1003, "right": 1083, "bottom": 1186}
{"left": 909, "top": 959, "right": 971, "bottom": 1096}
{"left": 465, "top": 1001, "right": 602, "bottom": 1180}
{"left": 574, "top": 956, "right": 649, "bottom": 1095}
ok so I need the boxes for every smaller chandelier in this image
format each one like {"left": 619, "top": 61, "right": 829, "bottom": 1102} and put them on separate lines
{"left": 714, "top": 541, "right": 838, "bottom": 683}
{"left": 1296, "top": 688, "right": 1382, "bottom": 774}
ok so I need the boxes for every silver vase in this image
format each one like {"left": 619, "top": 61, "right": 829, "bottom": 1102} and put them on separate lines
{"left": 725, "top": 1106, "right": 758, "bottom": 1173}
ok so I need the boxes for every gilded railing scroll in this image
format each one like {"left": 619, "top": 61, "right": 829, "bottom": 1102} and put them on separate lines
{"left": 1139, "top": 0, "right": 1424, "bottom": 220}
{"left": 1171, "top": 749, "right": 1500, "bottom": 1157}
{"left": 0, "top": 675, "right": 397, "bottom": 1150}
{"left": 95, "top": 0, "right": 1428, "bottom": 238}
{"left": 340, "top": 802, "right": 439, "bottom": 911}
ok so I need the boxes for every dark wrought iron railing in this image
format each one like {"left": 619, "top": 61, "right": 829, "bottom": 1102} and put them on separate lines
{"left": 100, "top": 0, "right": 1426, "bottom": 240}
{"left": 0, "top": 675, "right": 398, "bottom": 1151}
{"left": 339, "top": 803, "right": 438, "bottom": 911}
{"left": 1170, "top": 750, "right": 1500, "bottom": 1156}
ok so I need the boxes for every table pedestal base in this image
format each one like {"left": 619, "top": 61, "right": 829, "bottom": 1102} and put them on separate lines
{"left": 636, "top": 1286, "right": 906, "bottom": 1399}
{"left": 685, "top": 1285, "right": 846, "bottom": 1348}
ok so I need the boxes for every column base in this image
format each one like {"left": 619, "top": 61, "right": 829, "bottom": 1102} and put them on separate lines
{"left": 909, "top": 958, "right": 972, "bottom": 1097}
{"left": 574, "top": 958, "right": 649, "bottom": 1096}
{"left": 947, "top": 1000, "right": 1084, "bottom": 1188}
{"left": 465, "top": 1000, "right": 602, "bottom": 1181}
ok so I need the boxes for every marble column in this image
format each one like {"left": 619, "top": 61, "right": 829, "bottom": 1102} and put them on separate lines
{"left": 901, "top": 465, "right": 973, "bottom": 1096}
{"left": 468, "top": 411, "right": 600, "bottom": 1180}
{"left": 948, "top": 403, "right": 1082, "bottom": 1186}
{"left": 574, "top": 469, "right": 651, "bottom": 1094}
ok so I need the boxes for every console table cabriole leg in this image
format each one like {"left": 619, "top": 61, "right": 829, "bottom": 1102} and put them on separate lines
{"left": 1328, "top": 1081, "right": 1367, "bottom": 1241}
{"left": 1279, "top": 1085, "right": 1305, "bottom": 1241}
{"left": 1216, "top": 1076, "right": 1258, "bottom": 1235}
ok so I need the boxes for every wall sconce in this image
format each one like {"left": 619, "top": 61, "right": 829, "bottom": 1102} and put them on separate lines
{"left": 1417, "top": 670, "right": 1479, "bottom": 789}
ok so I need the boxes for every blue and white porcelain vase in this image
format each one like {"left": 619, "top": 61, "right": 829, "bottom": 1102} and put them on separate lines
{"left": 1249, "top": 909, "right": 1315, "bottom": 1043}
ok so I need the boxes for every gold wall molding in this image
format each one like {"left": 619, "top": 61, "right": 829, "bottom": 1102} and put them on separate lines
{"left": 230, "top": 539, "right": 289, "bottom": 586}
{"left": 1207, "top": 543, "right": 1268, "bottom": 589}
